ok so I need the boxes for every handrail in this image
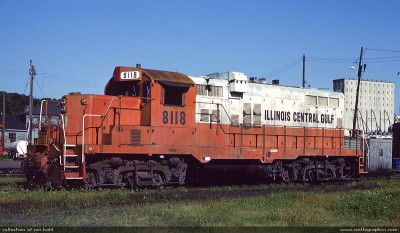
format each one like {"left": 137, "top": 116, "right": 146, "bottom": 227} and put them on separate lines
{"left": 39, "top": 99, "right": 61, "bottom": 131}
{"left": 195, "top": 101, "right": 235, "bottom": 125}
{"left": 103, "top": 96, "right": 115, "bottom": 121}
{"left": 38, "top": 100, "right": 47, "bottom": 131}
{"left": 82, "top": 114, "right": 102, "bottom": 164}
{"left": 194, "top": 100, "right": 361, "bottom": 155}
{"left": 57, "top": 97, "right": 115, "bottom": 164}
{"left": 194, "top": 101, "right": 236, "bottom": 135}
{"left": 60, "top": 114, "right": 66, "bottom": 166}
{"left": 195, "top": 100, "right": 346, "bottom": 135}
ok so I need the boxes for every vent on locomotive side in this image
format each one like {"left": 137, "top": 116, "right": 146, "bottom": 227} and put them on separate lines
{"left": 130, "top": 130, "right": 141, "bottom": 145}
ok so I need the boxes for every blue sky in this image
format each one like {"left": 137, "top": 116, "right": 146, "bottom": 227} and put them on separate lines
{"left": 1, "top": 0, "right": 400, "bottom": 112}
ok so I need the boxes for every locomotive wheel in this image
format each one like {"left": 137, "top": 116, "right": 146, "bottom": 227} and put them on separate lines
{"left": 152, "top": 172, "right": 165, "bottom": 187}
{"left": 281, "top": 168, "right": 290, "bottom": 183}
{"left": 86, "top": 171, "right": 99, "bottom": 189}
{"left": 341, "top": 162, "right": 354, "bottom": 179}
{"left": 47, "top": 164, "right": 63, "bottom": 189}
{"left": 125, "top": 172, "right": 135, "bottom": 188}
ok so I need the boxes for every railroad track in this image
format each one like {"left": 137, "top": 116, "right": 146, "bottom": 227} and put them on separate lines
{"left": 0, "top": 171, "right": 398, "bottom": 198}
{"left": 0, "top": 168, "right": 25, "bottom": 177}
{"left": 0, "top": 160, "right": 398, "bottom": 191}
{"left": 0, "top": 160, "right": 24, "bottom": 177}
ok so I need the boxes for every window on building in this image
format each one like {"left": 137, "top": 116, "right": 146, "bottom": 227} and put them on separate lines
{"left": 8, "top": 132, "right": 16, "bottom": 143}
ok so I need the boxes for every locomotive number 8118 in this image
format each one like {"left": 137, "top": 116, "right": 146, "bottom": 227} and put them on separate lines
{"left": 23, "top": 64, "right": 366, "bottom": 189}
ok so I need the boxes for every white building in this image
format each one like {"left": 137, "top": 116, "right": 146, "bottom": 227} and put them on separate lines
{"left": 333, "top": 78, "right": 395, "bottom": 135}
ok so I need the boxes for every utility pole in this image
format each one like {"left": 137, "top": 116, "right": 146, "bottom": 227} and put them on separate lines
{"left": 352, "top": 47, "right": 364, "bottom": 137}
{"left": 28, "top": 60, "right": 36, "bottom": 145}
{"left": 302, "top": 54, "right": 306, "bottom": 88}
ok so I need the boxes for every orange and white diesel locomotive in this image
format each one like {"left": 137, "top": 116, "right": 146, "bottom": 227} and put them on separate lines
{"left": 23, "top": 65, "right": 367, "bottom": 188}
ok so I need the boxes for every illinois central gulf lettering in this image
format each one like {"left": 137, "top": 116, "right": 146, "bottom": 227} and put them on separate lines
{"left": 265, "top": 110, "right": 291, "bottom": 121}
{"left": 266, "top": 110, "right": 334, "bottom": 124}
{"left": 321, "top": 114, "right": 334, "bottom": 123}
{"left": 292, "top": 112, "right": 319, "bottom": 123}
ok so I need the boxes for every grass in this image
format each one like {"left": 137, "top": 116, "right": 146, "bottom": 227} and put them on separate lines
{"left": 0, "top": 176, "right": 400, "bottom": 227}
{"left": 0, "top": 154, "right": 10, "bottom": 160}
{"left": 0, "top": 176, "right": 25, "bottom": 183}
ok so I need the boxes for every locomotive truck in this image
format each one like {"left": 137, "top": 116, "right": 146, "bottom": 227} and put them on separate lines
{"left": 22, "top": 65, "right": 367, "bottom": 188}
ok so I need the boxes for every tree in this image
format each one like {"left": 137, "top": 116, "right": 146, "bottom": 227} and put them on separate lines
{"left": 0, "top": 92, "right": 42, "bottom": 116}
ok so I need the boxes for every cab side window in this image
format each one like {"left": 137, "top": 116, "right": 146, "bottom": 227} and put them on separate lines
{"left": 163, "top": 85, "right": 188, "bottom": 106}
{"left": 142, "top": 80, "right": 151, "bottom": 102}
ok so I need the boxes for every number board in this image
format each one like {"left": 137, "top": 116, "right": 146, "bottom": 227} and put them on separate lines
{"left": 120, "top": 71, "right": 140, "bottom": 80}
{"left": 162, "top": 110, "right": 186, "bottom": 125}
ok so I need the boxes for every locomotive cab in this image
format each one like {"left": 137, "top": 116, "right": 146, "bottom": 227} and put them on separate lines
{"left": 104, "top": 65, "right": 196, "bottom": 127}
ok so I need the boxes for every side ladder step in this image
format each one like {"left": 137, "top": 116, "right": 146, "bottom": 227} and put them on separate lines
{"left": 64, "top": 172, "right": 83, "bottom": 180}
{"left": 63, "top": 144, "right": 83, "bottom": 180}
{"left": 65, "top": 165, "right": 80, "bottom": 169}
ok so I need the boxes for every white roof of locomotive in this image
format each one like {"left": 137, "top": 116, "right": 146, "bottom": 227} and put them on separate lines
{"left": 189, "top": 72, "right": 343, "bottom": 100}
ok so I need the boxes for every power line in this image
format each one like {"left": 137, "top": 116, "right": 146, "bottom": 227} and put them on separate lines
{"left": 366, "top": 48, "right": 400, "bottom": 53}
{"left": 23, "top": 81, "right": 28, "bottom": 94}
{"left": 0, "top": 70, "right": 26, "bottom": 75}
{"left": 308, "top": 54, "right": 400, "bottom": 64}
{"left": 259, "top": 57, "right": 302, "bottom": 78}
{"left": 363, "top": 59, "right": 400, "bottom": 64}
{"left": 364, "top": 55, "right": 400, "bottom": 61}
{"left": 37, "top": 71, "right": 102, "bottom": 89}
{"left": 34, "top": 77, "right": 47, "bottom": 98}
{"left": 308, "top": 57, "right": 355, "bottom": 61}
{"left": 308, "top": 59, "right": 355, "bottom": 64}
